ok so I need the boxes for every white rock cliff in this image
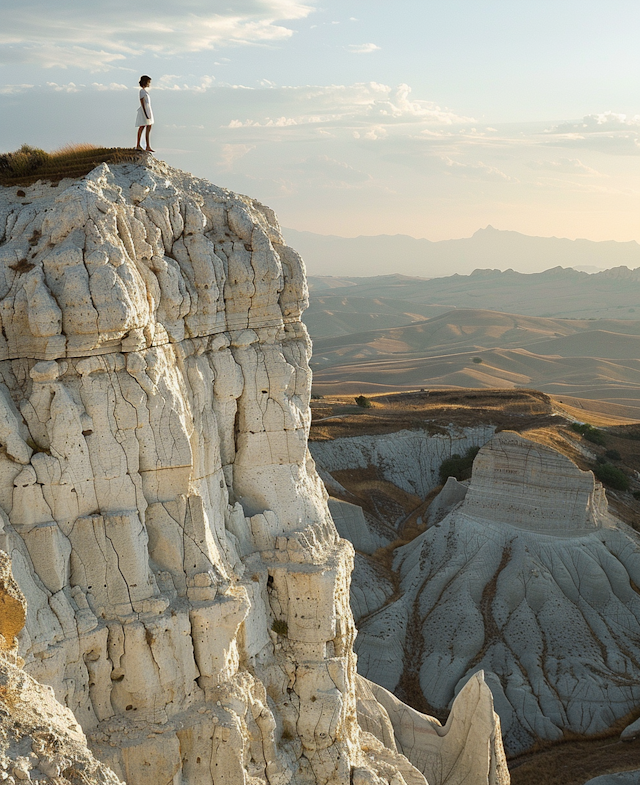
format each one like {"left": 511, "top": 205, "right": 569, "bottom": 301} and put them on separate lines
{"left": 0, "top": 550, "right": 123, "bottom": 785}
{"left": 0, "top": 160, "right": 507, "bottom": 785}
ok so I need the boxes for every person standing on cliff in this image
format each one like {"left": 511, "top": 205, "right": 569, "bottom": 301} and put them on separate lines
{"left": 135, "top": 75, "right": 155, "bottom": 152}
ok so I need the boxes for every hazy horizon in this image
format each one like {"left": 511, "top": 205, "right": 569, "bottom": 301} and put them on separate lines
{"left": 287, "top": 223, "right": 640, "bottom": 245}
{"left": 285, "top": 224, "right": 640, "bottom": 277}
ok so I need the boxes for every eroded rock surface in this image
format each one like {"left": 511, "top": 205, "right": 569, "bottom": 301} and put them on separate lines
{"left": 311, "top": 427, "right": 495, "bottom": 502}
{"left": 0, "top": 162, "right": 507, "bottom": 785}
{"left": 0, "top": 550, "right": 122, "bottom": 785}
{"left": 357, "top": 432, "right": 640, "bottom": 754}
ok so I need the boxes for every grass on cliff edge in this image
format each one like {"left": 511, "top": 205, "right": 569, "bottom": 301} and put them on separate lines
{"left": 0, "top": 144, "right": 146, "bottom": 186}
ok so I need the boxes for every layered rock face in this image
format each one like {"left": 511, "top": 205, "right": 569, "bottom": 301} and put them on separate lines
{"left": 0, "top": 161, "right": 507, "bottom": 785}
{"left": 463, "top": 431, "right": 605, "bottom": 534}
{"left": 0, "top": 551, "right": 122, "bottom": 785}
{"left": 311, "top": 427, "right": 495, "bottom": 502}
{"left": 356, "top": 432, "right": 640, "bottom": 754}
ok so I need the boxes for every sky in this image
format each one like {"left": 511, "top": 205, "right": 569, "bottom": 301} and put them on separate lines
{"left": 2, "top": 1, "right": 640, "bottom": 243}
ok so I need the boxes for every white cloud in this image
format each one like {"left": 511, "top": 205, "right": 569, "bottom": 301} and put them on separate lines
{"left": 155, "top": 75, "right": 216, "bottom": 92}
{"left": 345, "top": 43, "right": 381, "bottom": 54}
{"left": 0, "top": 43, "right": 127, "bottom": 71}
{"left": 91, "top": 82, "right": 130, "bottom": 91}
{"left": 224, "top": 81, "right": 473, "bottom": 134}
{"left": 543, "top": 111, "right": 640, "bottom": 156}
{"left": 0, "top": 83, "right": 33, "bottom": 94}
{"left": 0, "top": 0, "right": 315, "bottom": 70}
{"left": 528, "top": 158, "right": 602, "bottom": 175}
{"left": 441, "top": 156, "right": 515, "bottom": 182}
{"left": 548, "top": 112, "right": 640, "bottom": 134}
{"left": 46, "top": 81, "right": 81, "bottom": 93}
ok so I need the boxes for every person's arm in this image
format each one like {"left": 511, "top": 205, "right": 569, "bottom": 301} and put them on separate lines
{"left": 140, "top": 94, "right": 150, "bottom": 120}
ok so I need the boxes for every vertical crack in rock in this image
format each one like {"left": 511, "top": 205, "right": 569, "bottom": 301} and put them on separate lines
{"left": 0, "top": 159, "right": 508, "bottom": 785}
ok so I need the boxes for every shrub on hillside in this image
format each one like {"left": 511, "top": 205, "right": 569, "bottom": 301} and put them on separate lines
{"left": 0, "top": 144, "right": 50, "bottom": 178}
{"left": 605, "top": 448, "right": 621, "bottom": 461}
{"left": 471, "top": 357, "right": 483, "bottom": 364}
{"left": 594, "top": 463, "right": 630, "bottom": 491}
{"left": 571, "top": 422, "right": 606, "bottom": 446}
{"left": 439, "top": 446, "right": 481, "bottom": 484}
{"left": 354, "top": 395, "right": 372, "bottom": 408}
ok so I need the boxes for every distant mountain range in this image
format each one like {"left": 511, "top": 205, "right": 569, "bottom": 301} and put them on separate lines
{"left": 305, "top": 266, "right": 640, "bottom": 335}
{"left": 285, "top": 225, "right": 640, "bottom": 277}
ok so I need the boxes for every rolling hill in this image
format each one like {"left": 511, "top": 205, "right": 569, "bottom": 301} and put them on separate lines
{"left": 307, "top": 308, "right": 640, "bottom": 416}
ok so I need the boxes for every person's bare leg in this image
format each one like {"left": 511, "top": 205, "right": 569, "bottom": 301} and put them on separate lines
{"left": 136, "top": 126, "right": 144, "bottom": 149}
{"left": 145, "top": 126, "right": 154, "bottom": 152}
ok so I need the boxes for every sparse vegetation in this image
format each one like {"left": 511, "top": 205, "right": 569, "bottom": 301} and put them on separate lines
{"left": 439, "top": 446, "right": 481, "bottom": 484}
{"left": 571, "top": 422, "right": 606, "bottom": 446}
{"left": 354, "top": 395, "right": 372, "bottom": 408}
{"left": 472, "top": 357, "right": 483, "bottom": 364}
{"left": 593, "top": 463, "right": 630, "bottom": 491}
{"left": 0, "top": 144, "right": 145, "bottom": 186}
{"left": 271, "top": 619, "right": 288, "bottom": 636}
{"left": 605, "top": 448, "right": 621, "bottom": 461}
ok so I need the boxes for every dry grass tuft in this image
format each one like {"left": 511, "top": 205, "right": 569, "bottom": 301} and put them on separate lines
{"left": 0, "top": 143, "right": 147, "bottom": 186}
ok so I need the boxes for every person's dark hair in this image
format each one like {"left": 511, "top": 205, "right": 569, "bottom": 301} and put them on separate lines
{"left": 139, "top": 75, "right": 152, "bottom": 87}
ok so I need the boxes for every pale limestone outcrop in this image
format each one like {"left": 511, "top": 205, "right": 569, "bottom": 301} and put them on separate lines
{"left": 328, "top": 498, "right": 393, "bottom": 555}
{"left": 426, "top": 478, "right": 467, "bottom": 526}
{"left": 310, "top": 427, "right": 495, "bottom": 502}
{"left": 0, "top": 162, "right": 507, "bottom": 785}
{"left": 361, "top": 675, "right": 509, "bottom": 785}
{"left": 0, "top": 550, "right": 122, "bottom": 785}
{"left": 356, "top": 432, "right": 640, "bottom": 754}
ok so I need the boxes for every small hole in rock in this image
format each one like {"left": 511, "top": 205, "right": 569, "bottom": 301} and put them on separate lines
{"left": 126, "top": 705, "right": 133, "bottom": 711}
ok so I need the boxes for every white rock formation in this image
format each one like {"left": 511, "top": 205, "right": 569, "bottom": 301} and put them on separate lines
{"left": 0, "top": 550, "right": 122, "bottom": 785}
{"left": 356, "top": 431, "right": 640, "bottom": 754}
{"left": 351, "top": 554, "right": 395, "bottom": 624}
{"left": 329, "top": 498, "right": 394, "bottom": 555}
{"left": 426, "top": 478, "right": 468, "bottom": 526}
{"left": 310, "top": 427, "right": 495, "bottom": 503}
{"left": 0, "top": 161, "right": 507, "bottom": 785}
{"left": 357, "top": 675, "right": 509, "bottom": 785}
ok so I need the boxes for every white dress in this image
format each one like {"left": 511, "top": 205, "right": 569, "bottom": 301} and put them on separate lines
{"left": 135, "top": 88, "right": 154, "bottom": 127}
